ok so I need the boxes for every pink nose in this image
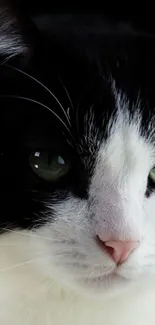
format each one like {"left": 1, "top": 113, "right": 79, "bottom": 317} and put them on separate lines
{"left": 100, "top": 239, "right": 139, "bottom": 264}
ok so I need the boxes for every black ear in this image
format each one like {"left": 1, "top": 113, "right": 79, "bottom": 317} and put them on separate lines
{"left": 0, "top": 3, "right": 37, "bottom": 65}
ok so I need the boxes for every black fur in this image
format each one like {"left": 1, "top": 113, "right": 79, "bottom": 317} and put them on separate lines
{"left": 1, "top": 8, "right": 155, "bottom": 230}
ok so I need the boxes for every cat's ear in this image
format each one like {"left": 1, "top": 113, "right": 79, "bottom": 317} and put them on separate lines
{"left": 0, "top": 4, "right": 36, "bottom": 65}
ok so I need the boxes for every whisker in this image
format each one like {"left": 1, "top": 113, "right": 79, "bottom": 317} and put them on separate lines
{"left": 0, "top": 255, "right": 53, "bottom": 272}
{"left": 0, "top": 244, "right": 25, "bottom": 246}
{"left": 66, "top": 138, "right": 74, "bottom": 147}
{"left": 67, "top": 107, "right": 71, "bottom": 120}
{"left": 0, "top": 228, "right": 55, "bottom": 241}
{"left": 58, "top": 76, "right": 74, "bottom": 111}
{"left": 0, "top": 52, "right": 19, "bottom": 66}
{"left": 76, "top": 103, "right": 80, "bottom": 135}
{"left": 1, "top": 95, "right": 72, "bottom": 135}
{"left": 5, "top": 64, "right": 71, "bottom": 126}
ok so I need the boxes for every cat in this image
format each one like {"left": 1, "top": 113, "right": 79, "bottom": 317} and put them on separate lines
{"left": 1, "top": 4, "right": 155, "bottom": 325}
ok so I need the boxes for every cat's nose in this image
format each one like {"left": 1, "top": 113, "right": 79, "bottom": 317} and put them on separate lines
{"left": 98, "top": 239, "right": 139, "bottom": 264}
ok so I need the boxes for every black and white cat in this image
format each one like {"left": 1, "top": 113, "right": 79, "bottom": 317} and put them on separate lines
{"left": 1, "top": 5, "right": 155, "bottom": 324}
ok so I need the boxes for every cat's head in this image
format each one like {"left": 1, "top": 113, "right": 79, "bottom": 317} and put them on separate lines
{"left": 1, "top": 6, "right": 155, "bottom": 296}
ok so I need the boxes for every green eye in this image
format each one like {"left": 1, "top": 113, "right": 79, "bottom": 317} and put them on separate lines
{"left": 29, "top": 151, "right": 70, "bottom": 182}
{"left": 149, "top": 167, "right": 155, "bottom": 182}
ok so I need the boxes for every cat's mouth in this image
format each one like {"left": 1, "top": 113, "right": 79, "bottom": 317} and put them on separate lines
{"left": 78, "top": 270, "right": 133, "bottom": 295}
{"left": 82, "top": 263, "right": 137, "bottom": 285}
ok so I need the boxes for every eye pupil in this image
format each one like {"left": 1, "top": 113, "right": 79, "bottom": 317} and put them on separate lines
{"left": 29, "top": 151, "right": 70, "bottom": 182}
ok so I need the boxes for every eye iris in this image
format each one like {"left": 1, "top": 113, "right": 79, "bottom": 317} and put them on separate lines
{"left": 149, "top": 168, "right": 155, "bottom": 182}
{"left": 29, "top": 151, "right": 70, "bottom": 181}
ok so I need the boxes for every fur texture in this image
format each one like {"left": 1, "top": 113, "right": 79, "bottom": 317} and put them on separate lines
{"left": 1, "top": 7, "right": 155, "bottom": 325}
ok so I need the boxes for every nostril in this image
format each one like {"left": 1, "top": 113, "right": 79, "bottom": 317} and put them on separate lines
{"left": 96, "top": 235, "right": 139, "bottom": 264}
{"left": 96, "top": 235, "right": 113, "bottom": 253}
{"left": 104, "top": 245, "right": 114, "bottom": 257}
{"left": 96, "top": 235, "right": 114, "bottom": 257}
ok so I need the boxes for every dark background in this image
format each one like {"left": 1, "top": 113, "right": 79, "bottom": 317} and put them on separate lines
{"left": 8, "top": 1, "right": 155, "bottom": 34}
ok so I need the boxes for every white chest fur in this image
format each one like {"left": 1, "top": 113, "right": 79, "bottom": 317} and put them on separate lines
{"left": 1, "top": 270, "right": 155, "bottom": 325}
{"left": 1, "top": 232, "right": 155, "bottom": 325}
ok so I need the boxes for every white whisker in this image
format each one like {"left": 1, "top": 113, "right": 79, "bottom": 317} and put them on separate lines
{"left": 1, "top": 52, "right": 19, "bottom": 66}
{"left": 76, "top": 103, "right": 80, "bottom": 134}
{"left": 66, "top": 138, "right": 74, "bottom": 147}
{"left": 58, "top": 76, "right": 74, "bottom": 111}
{"left": 0, "top": 228, "right": 54, "bottom": 241}
{"left": 0, "top": 255, "right": 53, "bottom": 272}
{"left": 0, "top": 244, "right": 24, "bottom": 246}
{"left": 1, "top": 95, "right": 72, "bottom": 135}
{"left": 5, "top": 64, "right": 71, "bottom": 126}
{"left": 67, "top": 107, "right": 71, "bottom": 119}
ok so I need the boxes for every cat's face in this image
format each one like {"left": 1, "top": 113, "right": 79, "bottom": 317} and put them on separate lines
{"left": 1, "top": 9, "right": 155, "bottom": 296}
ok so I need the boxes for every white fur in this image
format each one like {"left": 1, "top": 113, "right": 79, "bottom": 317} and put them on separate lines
{"left": 1, "top": 94, "right": 155, "bottom": 324}
{"left": 1, "top": 232, "right": 155, "bottom": 325}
